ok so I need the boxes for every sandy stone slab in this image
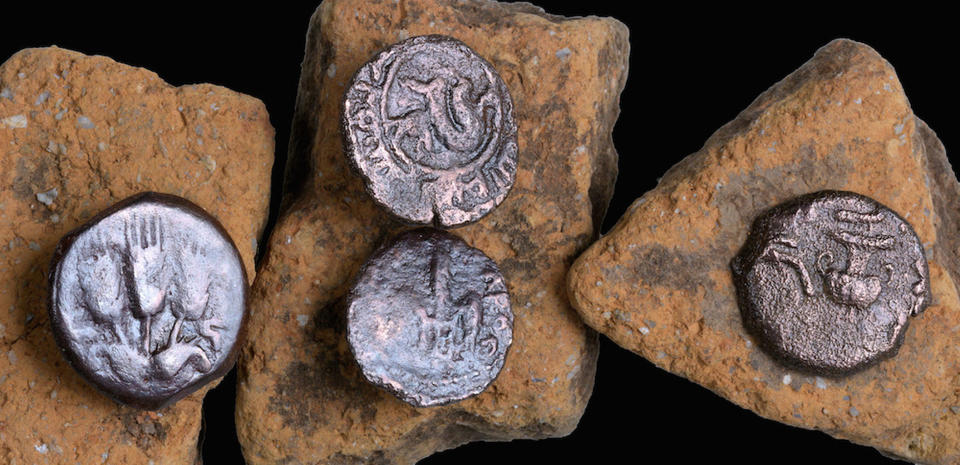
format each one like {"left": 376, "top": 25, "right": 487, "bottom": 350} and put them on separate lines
{"left": 568, "top": 39, "right": 960, "bottom": 464}
{"left": 0, "top": 47, "right": 273, "bottom": 464}
{"left": 235, "top": 0, "right": 628, "bottom": 463}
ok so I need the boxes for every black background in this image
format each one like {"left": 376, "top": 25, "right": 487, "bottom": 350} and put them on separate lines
{"left": 1, "top": 2, "right": 955, "bottom": 464}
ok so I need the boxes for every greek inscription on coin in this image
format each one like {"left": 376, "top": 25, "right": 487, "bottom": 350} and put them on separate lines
{"left": 731, "top": 191, "right": 930, "bottom": 376}
{"left": 342, "top": 34, "right": 518, "bottom": 228}
{"left": 49, "top": 192, "right": 247, "bottom": 409}
{"left": 346, "top": 228, "right": 513, "bottom": 407}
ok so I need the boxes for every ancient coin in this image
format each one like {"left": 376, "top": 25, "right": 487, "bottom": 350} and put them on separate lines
{"left": 731, "top": 191, "right": 930, "bottom": 376}
{"left": 346, "top": 228, "right": 513, "bottom": 407}
{"left": 342, "top": 34, "right": 518, "bottom": 228}
{"left": 48, "top": 192, "right": 247, "bottom": 409}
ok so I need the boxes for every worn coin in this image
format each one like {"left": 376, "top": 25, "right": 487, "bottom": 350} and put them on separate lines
{"left": 346, "top": 228, "right": 513, "bottom": 407}
{"left": 731, "top": 190, "right": 930, "bottom": 376}
{"left": 48, "top": 192, "right": 247, "bottom": 409}
{"left": 342, "top": 34, "right": 518, "bottom": 228}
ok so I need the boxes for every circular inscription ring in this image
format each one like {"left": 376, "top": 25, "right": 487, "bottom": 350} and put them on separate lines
{"left": 342, "top": 34, "right": 518, "bottom": 228}
{"left": 49, "top": 192, "right": 247, "bottom": 409}
{"left": 731, "top": 191, "right": 930, "bottom": 376}
{"left": 346, "top": 228, "right": 513, "bottom": 407}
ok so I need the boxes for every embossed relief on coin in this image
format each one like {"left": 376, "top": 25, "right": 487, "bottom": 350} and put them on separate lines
{"left": 346, "top": 229, "right": 513, "bottom": 407}
{"left": 731, "top": 191, "right": 930, "bottom": 376}
{"left": 49, "top": 194, "right": 246, "bottom": 408}
{"left": 343, "top": 35, "right": 518, "bottom": 228}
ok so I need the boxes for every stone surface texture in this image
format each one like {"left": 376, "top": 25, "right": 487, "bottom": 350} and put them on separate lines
{"left": 0, "top": 47, "right": 273, "bottom": 464}
{"left": 568, "top": 39, "right": 960, "bottom": 464}
{"left": 235, "top": 0, "right": 628, "bottom": 464}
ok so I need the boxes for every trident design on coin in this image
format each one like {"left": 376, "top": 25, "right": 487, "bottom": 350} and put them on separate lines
{"left": 346, "top": 229, "right": 513, "bottom": 407}
{"left": 49, "top": 193, "right": 247, "bottom": 409}
{"left": 343, "top": 35, "right": 518, "bottom": 228}
{"left": 731, "top": 191, "right": 930, "bottom": 376}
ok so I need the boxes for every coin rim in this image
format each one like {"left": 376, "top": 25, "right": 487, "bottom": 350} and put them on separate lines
{"left": 345, "top": 227, "right": 514, "bottom": 407}
{"left": 47, "top": 191, "right": 249, "bottom": 410}
{"left": 340, "top": 34, "right": 519, "bottom": 229}
{"left": 730, "top": 190, "right": 931, "bottom": 377}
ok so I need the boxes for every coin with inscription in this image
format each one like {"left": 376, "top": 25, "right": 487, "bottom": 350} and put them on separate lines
{"left": 731, "top": 191, "right": 930, "bottom": 376}
{"left": 48, "top": 192, "right": 247, "bottom": 409}
{"left": 346, "top": 228, "right": 513, "bottom": 407}
{"left": 342, "top": 34, "right": 518, "bottom": 228}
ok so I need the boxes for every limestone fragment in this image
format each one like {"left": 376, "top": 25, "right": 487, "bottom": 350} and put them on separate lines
{"left": 235, "top": 0, "right": 629, "bottom": 463}
{"left": 568, "top": 39, "right": 960, "bottom": 464}
{"left": 0, "top": 47, "right": 273, "bottom": 464}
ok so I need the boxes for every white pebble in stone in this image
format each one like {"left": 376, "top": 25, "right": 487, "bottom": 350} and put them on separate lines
{"left": 77, "top": 115, "right": 95, "bottom": 129}
{"left": 36, "top": 188, "right": 58, "bottom": 206}
{"left": 1, "top": 114, "right": 27, "bottom": 128}
{"left": 815, "top": 377, "right": 827, "bottom": 389}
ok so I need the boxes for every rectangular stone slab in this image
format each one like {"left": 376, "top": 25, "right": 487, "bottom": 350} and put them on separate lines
{"left": 0, "top": 47, "right": 273, "bottom": 464}
{"left": 235, "top": 0, "right": 628, "bottom": 463}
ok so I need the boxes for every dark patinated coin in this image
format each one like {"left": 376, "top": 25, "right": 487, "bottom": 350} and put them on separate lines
{"left": 346, "top": 228, "right": 513, "bottom": 407}
{"left": 48, "top": 192, "right": 247, "bottom": 409}
{"left": 731, "top": 191, "right": 930, "bottom": 376}
{"left": 342, "top": 34, "right": 518, "bottom": 228}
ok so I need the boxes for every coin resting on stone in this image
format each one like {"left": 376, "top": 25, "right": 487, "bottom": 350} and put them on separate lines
{"left": 48, "top": 192, "right": 247, "bottom": 409}
{"left": 346, "top": 228, "right": 513, "bottom": 407}
{"left": 342, "top": 34, "right": 518, "bottom": 228}
{"left": 731, "top": 190, "right": 930, "bottom": 376}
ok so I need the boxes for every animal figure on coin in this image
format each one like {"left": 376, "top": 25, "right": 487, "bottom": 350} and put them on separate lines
{"left": 400, "top": 75, "right": 495, "bottom": 157}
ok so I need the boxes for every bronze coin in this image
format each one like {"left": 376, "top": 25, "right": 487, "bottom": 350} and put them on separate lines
{"left": 346, "top": 228, "right": 513, "bottom": 407}
{"left": 342, "top": 35, "right": 518, "bottom": 228}
{"left": 48, "top": 192, "right": 247, "bottom": 409}
{"left": 731, "top": 191, "right": 930, "bottom": 376}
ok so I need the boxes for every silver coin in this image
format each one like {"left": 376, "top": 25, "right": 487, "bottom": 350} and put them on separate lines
{"left": 346, "top": 228, "right": 513, "bottom": 407}
{"left": 731, "top": 191, "right": 930, "bottom": 376}
{"left": 342, "top": 35, "right": 518, "bottom": 228}
{"left": 48, "top": 193, "right": 247, "bottom": 409}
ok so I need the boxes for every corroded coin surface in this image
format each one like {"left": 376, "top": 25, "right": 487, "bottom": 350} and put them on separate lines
{"left": 731, "top": 191, "right": 930, "bottom": 376}
{"left": 49, "top": 192, "right": 247, "bottom": 409}
{"left": 342, "top": 34, "right": 518, "bottom": 228}
{"left": 346, "top": 228, "right": 513, "bottom": 407}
